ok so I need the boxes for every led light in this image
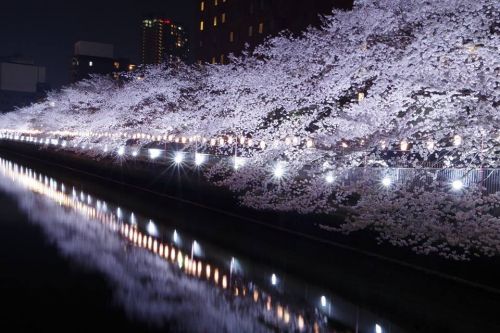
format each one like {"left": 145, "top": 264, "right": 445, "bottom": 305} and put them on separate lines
{"left": 271, "top": 273, "right": 277, "bottom": 286}
{"left": 382, "top": 177, "right": 391, "bottom": 187}
{"left": 325, "top": 173, "right": 334, "bottom": 184}
{"left": 191, "top": 240, "right": 202, "bottom": 257}
{"left": 132, "top": 150, "right": 138, "bottom": 157}
{"left": 375, "top": 324, "right": 383, "bottom": 333}
{"left": 147, "top": 220, "right": 158, "bottom": 236}
{"left": 149, "top": 148, "right": 161, "bottom": 159}
{"left": 453, "top": 135, "right": 462, "bottom": 146}
{"left": 173, "top": 152, "right": 184, "bottom": 164}
{"left": 452, "top": 179, "right": 463, "bottom": 190}
{"left": 194, "top": 153, "right": 206, "bottom": 166}
{"left": 233, "top": 156, "right": 245, "bottom": 170}
{"left": 273, "top": 163, "right": 285, "bottom": 179}
{"left": 173, "top": 230, "right": 180, "bottom": 244}
{"left": 321, "top": 295, "right": 327, "bottom": 307}
{"left": 117, "top": 146, "right": 125, "bottom": 156}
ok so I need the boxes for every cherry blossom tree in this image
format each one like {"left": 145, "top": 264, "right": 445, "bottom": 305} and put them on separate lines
{"left": 0, "top": 0, "right": 498, "bottom": 259}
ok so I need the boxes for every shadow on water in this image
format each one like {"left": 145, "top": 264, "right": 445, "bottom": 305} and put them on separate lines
{"left": 0, "top": 149, "right": 499, "bottom": 332}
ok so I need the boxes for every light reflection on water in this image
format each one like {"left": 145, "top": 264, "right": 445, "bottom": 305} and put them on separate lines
{"left": 0, "top": 158, "right": 400, "bottom": 333}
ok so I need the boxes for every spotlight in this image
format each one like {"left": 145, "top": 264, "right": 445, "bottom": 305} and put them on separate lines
{"left": 271, "top": 273, "right": 277, "bottom": 286}
{"left": 325, "top": 173, "right": 334, "bottom": 184}
{"left": 194, "top": 153, "right": 206, "bottom": 166}
{"left": 382, "top": 177, "right": 391, "bottom": 187}
{"left": 149, "top": 148, "right": 161, "bottom": 159}
{"left": 452, "top": 179, "right": 463, "bottom": 190}
{"left": 147, "top": 220, "right": 158, "bottom": 237}
{"left": 173, "top": 230, "right": 180, "bottom": 244}
{"left": 173, "top": 152, "right": 184, "bottom": 164}
{"left": 117, "top": 146, "right": 125, "bottom": 156}
{"left": 273, "top": 163, "right": 285, "bottom": 179}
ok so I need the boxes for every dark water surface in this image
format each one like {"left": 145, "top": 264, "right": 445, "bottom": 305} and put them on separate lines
{"left": 0, "top": 151, "right": 499, "bottom": 333}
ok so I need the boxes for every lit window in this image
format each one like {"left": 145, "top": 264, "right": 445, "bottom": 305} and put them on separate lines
{"left": 221, "top": 13, "right": 226, "bottom": 23}
{"left": 200, "top": 21, "right": 204, "bottom": 31}
{"left": 214, "top": 0, "right": 218, "bottom": 5}
{"left": 213, "top": 16, "right": 217, "bottom": 26}
{"left": 248, "top": 26, "right": 253, "bottom": 37}
{"left": 200, "top": 1, "right": 204, "bottom": 11}
{"left": 258, "top": 22, "right": 264, "bottom": 34}
{"left": 220, "top": 54, "right": 225, "bottom": 63}
{"left": 89, "top": 61, "right": 93, "bottom": 67}
{"left": 229, "top": 31, "right": 234, "bottom": 42}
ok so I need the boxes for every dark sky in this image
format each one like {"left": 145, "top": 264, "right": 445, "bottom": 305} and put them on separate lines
{"left": 0, "top": 0, "right": 195, "bottom": 88}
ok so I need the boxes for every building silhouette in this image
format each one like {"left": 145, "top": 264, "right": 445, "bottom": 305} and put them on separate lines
{"left": 0, "top": 56, "right": 48, "bottom": 112}
{"left": 70, "top": 41, "right": 135, "bottom": 83}
{"left": 141, "top": 18, "right": 189, "bottom": 65}
{"left": 195, "top": 0, "right": 353, "bottom": 64}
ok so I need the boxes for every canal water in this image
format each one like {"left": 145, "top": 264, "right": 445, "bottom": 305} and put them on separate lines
{"left": 0, "top": 151, "right": 499, "bottom": 333}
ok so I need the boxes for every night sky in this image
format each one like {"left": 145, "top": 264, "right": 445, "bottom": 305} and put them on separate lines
{"left": 0, "top": 0, "right": 195, "bottom": 89}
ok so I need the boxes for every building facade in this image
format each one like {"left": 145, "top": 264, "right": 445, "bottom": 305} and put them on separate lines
{"left": 70, "top": 41, "right": 134, "bottom": 83}
{"left": 195, "top": 0, "right": 353, "bottom": 64}
{"left": 141, "top": 18, "right": 189, "bottom": 65}
{"left": 0, "top": 57, "right": 48, "bottom": 112}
